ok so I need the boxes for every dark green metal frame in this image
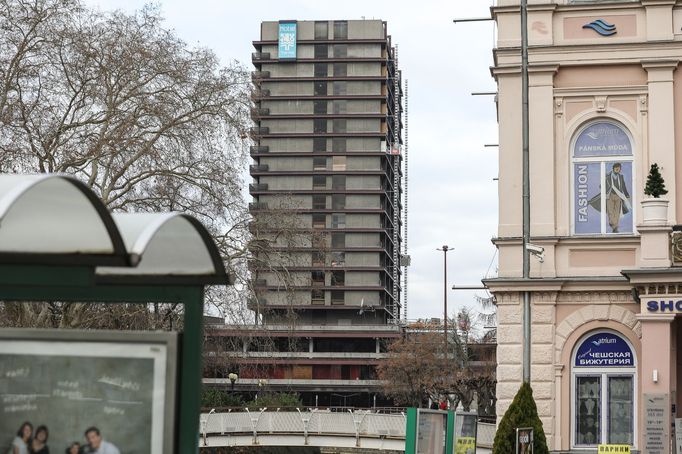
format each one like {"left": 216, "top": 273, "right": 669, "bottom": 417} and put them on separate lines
{"left": 0, "top": 265, "right": 206, "bottom": 454}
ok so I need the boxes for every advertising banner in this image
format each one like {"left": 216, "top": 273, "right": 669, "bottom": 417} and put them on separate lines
{"left": 574, "top": 122, "right": 632, "bottom": 158}
{"left": 574, "top": 332, "right": 634, "bottom": 368}
{"left": 598, "top": 445, "right": 631, "bottom": 453}
{"left": 573, "top": 121, "right": 633, "bottom": 235}
{"left": 278, "top": 22, "right": 297, "bottom": 59}
{"left": 0, "top": 330, "right": 176, "bottom": 454}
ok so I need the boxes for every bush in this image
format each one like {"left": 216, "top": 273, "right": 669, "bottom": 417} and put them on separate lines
{"left": 201, "top": 387, "right": 243, "bottom": 409}
{"left": 644, "top": 163, "right": 668, "bottom": 198}
{"left": 492, "top": 382, "right": 548, "bottom": 454}
{"left": 245, "top": 392, "right": 303, "bottom": 409}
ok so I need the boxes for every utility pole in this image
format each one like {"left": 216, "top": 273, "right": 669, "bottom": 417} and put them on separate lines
{"left": 521, "top": 0, "right": 531, "bottom": 384}
{"left": 437, "top": 245, "right": 451, "bottom": 356}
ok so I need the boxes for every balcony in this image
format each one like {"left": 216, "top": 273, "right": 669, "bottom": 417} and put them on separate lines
{"left": 248, "top": 202, "right": 269, "bottom": 211}
{"left": 252, "top": 279, "right": 267, "bottom": 287}
{"left": 250, "top": 145, "right": 269, "bottom": 153}
{"left": 249, "top": 183, "right": 269, "bottom": 193}
{"left": 251, "top": 70, "right": 271, "bottom": 80}
{"left": 250, "top": 89, "right": 270, "bottom": 100}
{"left": 249, "top": 164, "right": 269, "bottom": 173}
{"left": 250, "top": 107, "right": 270, "bottom": 119}
{"left": 249, "top": 127, "right": 270, "bottom": 138}
{"left": 252, "top": 52, "right": 271, "bottom": 60}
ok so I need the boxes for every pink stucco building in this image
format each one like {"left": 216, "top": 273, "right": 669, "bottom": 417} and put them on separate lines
{"left": 487, "top": 0, "right": 682, "bottom": 452}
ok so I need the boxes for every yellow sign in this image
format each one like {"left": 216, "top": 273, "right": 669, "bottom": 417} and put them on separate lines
{"left": 455, "top": 436, "right": 476, "bottom": 454}
{"left": 598, "top": 445, "right": 631, "bottom": 453}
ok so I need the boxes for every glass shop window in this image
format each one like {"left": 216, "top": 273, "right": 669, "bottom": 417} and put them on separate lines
{"left": 572, "top": 331, "right": 635, "bottom": 448}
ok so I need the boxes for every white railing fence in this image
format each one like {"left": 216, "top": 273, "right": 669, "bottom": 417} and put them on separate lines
{"left": 200, "top": 410, "right": 496, "bottom": 449}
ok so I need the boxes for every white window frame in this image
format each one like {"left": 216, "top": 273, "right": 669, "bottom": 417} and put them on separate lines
{"left": 570, "top": 331, "right": 637, "bottom": 450}
{"left": 570, "top": 120, "right": 635, "bottom": 236}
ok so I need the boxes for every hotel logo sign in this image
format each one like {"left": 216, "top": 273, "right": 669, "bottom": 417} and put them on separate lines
{"left": 583, "top": 19, "right": 617, "bottom": 36}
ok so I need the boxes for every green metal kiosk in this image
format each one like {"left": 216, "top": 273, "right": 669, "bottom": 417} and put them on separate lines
{"left": 0, "top": 174, "right": 232, "bottom": 454}
{"left": 405, "top": 407, "right": 478, "bottom": 454}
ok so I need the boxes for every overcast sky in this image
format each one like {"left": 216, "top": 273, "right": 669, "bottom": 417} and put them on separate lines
{"left": 86, "top": 0, "right": 501, "bottom": 324}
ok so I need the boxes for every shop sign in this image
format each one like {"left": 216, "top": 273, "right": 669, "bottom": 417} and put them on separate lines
{"left": 574, "top": 332, "right": 634, "bottom": 367}
{"left": 515, "top": 427, "right": 533, "bottom": 454}
{"left": 455, "top": 437, "right": 475, "bottom": 454}
{"left": 278, "top": 22, "right": 297, "bottom": 60}
{"left": 644, "top": 394, "right": 669, "bottom": 454}
{"left": 675, "top": 418, "right": 682, "bottom": 454}
{"left": 643, "top": 296, "right": 682, "bottom": 314}
{"left": 598, "top": 445, "right": 630, "bottom": 453}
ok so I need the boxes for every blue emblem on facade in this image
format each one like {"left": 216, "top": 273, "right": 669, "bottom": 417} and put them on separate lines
{"left": 583, "top": 19, "right": 617, "bottom": 36}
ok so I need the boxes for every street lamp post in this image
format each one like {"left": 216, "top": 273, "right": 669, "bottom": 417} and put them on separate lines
{"left": 228, "top": 372, "right": 238, "bottom": 391}
{"left": 436, "top": 245, "right": 452, "bottom": 356}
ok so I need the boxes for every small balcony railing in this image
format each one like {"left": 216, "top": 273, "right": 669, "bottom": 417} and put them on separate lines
{"left": 251, "top": 70, "right": 271, "bottom": 80}
{"left": 251, "top": 89, "right": 271, "bottom": 100}
{"left": 250, "top": 107, "right": 270, "bottom": 118}
{"left": 249, "top": 164, "right": 269, "bottom": 173}
{"left": 249, "top": 127, "right": 270, "bottom": 137}
{"left": 248, "top": 202, "right": 269, "bottom": 211}
{"left": 250, "top": 145, "right": 269, "bottom": 153}
{"left": 252, "top": 279, "right": 267, "bottom": 287}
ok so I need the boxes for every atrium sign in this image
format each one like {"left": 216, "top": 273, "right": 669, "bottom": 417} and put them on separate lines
{"left": 574, "top": 332, "right": 634, "bottom": 367}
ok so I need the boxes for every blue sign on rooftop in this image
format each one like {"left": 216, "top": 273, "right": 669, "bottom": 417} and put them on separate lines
{"left": 278, "top": 22, "right": 297, "bottom": 60}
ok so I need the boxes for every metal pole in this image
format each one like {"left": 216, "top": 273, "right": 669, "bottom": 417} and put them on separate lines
{"left": 444, "top": 246, "right": 448, "bottom": 350}
{"left": 437, "top": 245, "right": 451, "bottom": 355}
{"left": 521, "top": 0, "right": 531, "bottom": 384}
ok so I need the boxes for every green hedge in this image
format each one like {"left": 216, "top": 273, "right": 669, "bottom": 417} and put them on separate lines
{"left": 492, "top": 382, "right": 548, "bottom": 454}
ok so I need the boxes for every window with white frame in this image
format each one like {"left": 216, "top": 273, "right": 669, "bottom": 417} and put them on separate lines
{"left": 572, "top": 331, "right": 636, "bottom": 448}
{"left": 572, "top": 121, "right": 634, "bottom": 235}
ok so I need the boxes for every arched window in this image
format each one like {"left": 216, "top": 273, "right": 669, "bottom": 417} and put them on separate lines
{"left": 572, "top": 121, "right": 634, "bottom": 235}
{"left": 571, "top": 331, "right": 636, "bottom": 448}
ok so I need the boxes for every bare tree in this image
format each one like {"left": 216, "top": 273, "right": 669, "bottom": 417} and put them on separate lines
{"left": 0, "top": 0, "right": 256, "bottom": 327}
{"left": 377, "top": 332, "right": 445, "bottom": 407}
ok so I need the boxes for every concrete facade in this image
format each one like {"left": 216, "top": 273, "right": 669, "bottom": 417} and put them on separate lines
{"left": 240, "top": 20, "right": 403, "bottom": 407}
{"left": 489, "top": 1, "right": 682, "bottom": 452}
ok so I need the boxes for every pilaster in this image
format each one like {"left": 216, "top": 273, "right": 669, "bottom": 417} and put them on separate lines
{"left": 642, "top": 0, "right": 676, "bottom": 41}
{"left": 643, "top": 60, "right": 679, "bottom": 224}
{"left": 529, "top": 65, "right": 559, "bottom": 237}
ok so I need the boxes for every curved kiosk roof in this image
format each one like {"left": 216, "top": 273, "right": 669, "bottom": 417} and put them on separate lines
{"left": 0, "top": 173, "right": 231, "bottom": 454}
{"left": 0, "top": 174, "right": 229, "bottom": 284}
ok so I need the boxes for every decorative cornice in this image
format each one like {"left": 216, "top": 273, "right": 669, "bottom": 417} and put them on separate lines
{"left": 641, "top": 59, "right": 680, "bottom": 71}
{"left": 640, "top": 0, "right": 676, "bottom": 6}
{"left": 556, "top": 291, "right": 633, "bottom": 303}
{"left": 528, "top": 64, "right": 560, "bottom": 74}
{"left": 533, "top": 291, "right": 559, "bottom": 303}
{"left": 635, "top": 313, "right": 675, "bottom": 322}
{"left": 493, "top": 235, "right": 641, "bottom": 245}
{"left": 493, "top": 292, "right": 521, "bottom": 304}
{"left": 554, "top": 86, "right": 648, "bottom": 97}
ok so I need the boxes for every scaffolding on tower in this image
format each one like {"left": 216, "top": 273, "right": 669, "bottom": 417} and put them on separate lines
{"left": 390, "top": 45, "right": 401, "bottom": 324}
{"left": 402, "top": 79, "right": 409, "bottom": 323}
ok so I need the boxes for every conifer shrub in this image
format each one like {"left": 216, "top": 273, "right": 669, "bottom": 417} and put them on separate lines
{"left": 492, "top": 382, "right": 548, "bottom": 454}
{"left": 644, "top": 163, "right": 668, "bottom": 198}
